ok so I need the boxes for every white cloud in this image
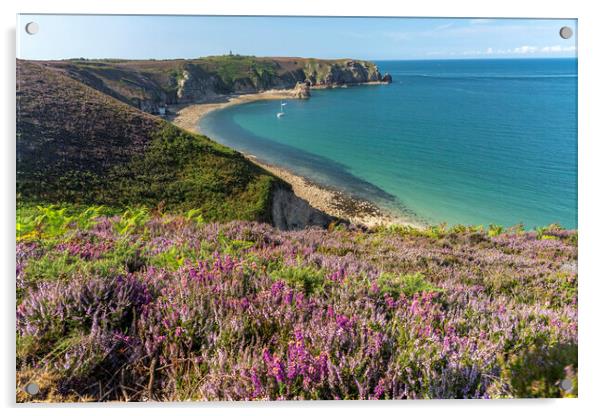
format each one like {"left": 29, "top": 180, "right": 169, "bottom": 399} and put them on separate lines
{"left": 457, "top": 45, "right": 577, "bottom": 57}
{"left": 541, "top": 45, "right": 562, "bottom": 53}
{"left": 541, "top": 45, "right": 576, "bottom": 53}
{"left": 513, "top": 45, "right": 538, "bottom": 54}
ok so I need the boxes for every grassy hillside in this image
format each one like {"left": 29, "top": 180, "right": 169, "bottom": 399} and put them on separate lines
{"left": 16, "top": 208, "right": 577, "bottom": 401}
{"left": 17, "top": 59, "right": 280, "bottom": 222}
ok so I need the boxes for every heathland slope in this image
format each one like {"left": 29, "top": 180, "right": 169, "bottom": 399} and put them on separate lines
{"left": 16, "top": 210, "right": 578, "bottom": 401}
{"left": 36, "top": 55, "right": 387, "bottom": 113}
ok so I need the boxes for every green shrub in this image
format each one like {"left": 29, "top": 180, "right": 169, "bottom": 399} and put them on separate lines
{"left": 535, "top": 224, "right": 564, "bottom": 240}
{"left": 21, "top": 252, "right": 82, "bottom": 285}
{"left": 377, "top": 272, "right": 443, "bottom": 298}
{"left": 112, "top": 207, "right": 150, "bottom": 235}
{"left": 490, "top": 342, "right": 577, "bottom": 398}
{"left": 488, "top": 224, "right": 504, "bottom": 237}
{"left": 271, "top": 265, "right": 327, "bottom": 296}
{"left": 17, "top": 204, "right": 115, "bottom": 242}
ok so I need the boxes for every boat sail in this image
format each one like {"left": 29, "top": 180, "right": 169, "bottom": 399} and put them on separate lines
{"left": 276, "top": 101, "right": 287, "bottom": 118}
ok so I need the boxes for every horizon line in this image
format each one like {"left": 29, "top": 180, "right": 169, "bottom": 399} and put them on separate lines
{"left": 17, "top": 55, "right": 578, "bottom": 62}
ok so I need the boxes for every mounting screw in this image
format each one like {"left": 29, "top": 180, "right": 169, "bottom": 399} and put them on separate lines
{"left": 24, "top": 382, "right": 40, "bottom": 395}
{"left": 25, "top": 22, "right": 39, "bottom": 35}
{"left": 559, "top": 26, "right": 573, "bottom": 40}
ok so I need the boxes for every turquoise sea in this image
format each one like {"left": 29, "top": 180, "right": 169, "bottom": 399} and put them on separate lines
{"left": 200, "top": 59, "right": 578, "bottom": 228}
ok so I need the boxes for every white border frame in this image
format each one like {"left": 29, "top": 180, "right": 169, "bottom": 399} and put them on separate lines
{"left": 2, "top": 1, "right": 600, "bottom": 414}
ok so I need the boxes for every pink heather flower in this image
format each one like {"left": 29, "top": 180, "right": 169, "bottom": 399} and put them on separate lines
{"left": 443, "top": 335, "right": 451, "bottom": 352}
{"left": 295, "top": 292, "right": 305, "bottom": 305}
{"left": 284, "top": 289, "right": 294, "bottom": 305}
{"left": 336, "top": 314, "right": 350, "bottom": 329}
{"left": 372, "top": 379, "right": 386, "bottom": 400}
{"left": 410, "top": 298, "right": 420, "bottom": 315}
{"left": 270, "top": 281, "right": 285, "bottom": 297}
{"left": 287, "top": 361, "right": 298, "bottom": 380}
{"left": 262, "top": 348, "right": 272, "bottom": 364}
{"left": 328, "top": 269, "right": 345, "bottom": 282}
{"left": 270, "top": 359, "right": 286, "bottom": 383}
{"left": 384, "top": 293, "right": 397, "bottom": 308}
{"left": 250, "top": 369, "right": 263, "bottom": 397}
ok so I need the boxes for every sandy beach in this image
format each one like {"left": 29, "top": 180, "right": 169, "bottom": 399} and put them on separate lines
{"left": 168, "top": 89, "right": 296, "bottom": 135}
{"left": 169, "top": 90, "right": 422, "bottom": 229}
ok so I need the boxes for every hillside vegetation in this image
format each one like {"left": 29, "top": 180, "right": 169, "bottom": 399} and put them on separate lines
{"left": 17, "top": 59, "right": 281, "bottom": 222}
{"left": 16, "top": 208, "right": 577, "bottom": 401}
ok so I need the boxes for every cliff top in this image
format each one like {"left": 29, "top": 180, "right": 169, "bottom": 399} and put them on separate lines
{"left": 19, "top": 55, "right": 383, "bottom": 111}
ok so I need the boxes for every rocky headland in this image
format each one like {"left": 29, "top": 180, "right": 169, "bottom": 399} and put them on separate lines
{"left": 35, "top": 55, "right": 391, "bottom": 114}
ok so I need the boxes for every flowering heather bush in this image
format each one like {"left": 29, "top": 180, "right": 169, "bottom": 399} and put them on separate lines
{"left": 16, "top": 206, "right": 578, "bottom": 401}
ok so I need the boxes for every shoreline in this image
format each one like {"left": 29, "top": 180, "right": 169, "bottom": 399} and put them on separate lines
{"left": 167, "top": 81, "right": 389, "bottom": 135}
{"left": 168, "top": 87, "right": 424, "bottom": 229}
{"left": 248, "top": 156, "right": 423, "bottom": 229}
{"left": 167, "top": 89, "right": 296, "bottom": 134}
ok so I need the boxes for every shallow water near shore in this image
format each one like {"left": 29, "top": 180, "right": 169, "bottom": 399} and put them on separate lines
{"left": 200, "top": 58, "right": 577, "bottom": 228}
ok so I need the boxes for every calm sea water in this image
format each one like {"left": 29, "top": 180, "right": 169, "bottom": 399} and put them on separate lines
{"left": 200, "top": 59, "right": 577, "bottom": 228}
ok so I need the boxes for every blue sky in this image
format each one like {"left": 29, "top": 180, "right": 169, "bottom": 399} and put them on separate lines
{"left": 17, "top": 15, "right": 577, "bottom": 60}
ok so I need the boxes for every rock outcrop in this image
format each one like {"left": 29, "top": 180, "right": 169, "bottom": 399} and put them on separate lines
{"left": 270, "top": 184, "right": 335, "bottom": 230}
{"left": 303, "top": 60, "right": 382, "bottom": 86}
{"left": 176, "top": 64, "right": 225, "bottom": 102}
{"left": 382, "top": 72, "right": 393, "bottom": 84}
{"left": 291, "top": 81, "right": 311, "bottom": 99}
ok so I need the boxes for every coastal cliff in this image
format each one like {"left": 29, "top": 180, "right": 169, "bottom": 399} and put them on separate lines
{"left": 270, "top": 183, "right": 335, "bottom": 230}
{"left": 34, "top": 55, "right": 390, "bottom": 114}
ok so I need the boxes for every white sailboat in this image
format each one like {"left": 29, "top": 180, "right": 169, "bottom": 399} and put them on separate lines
{"left": 276, "top": 101, "right": 287, "bottom": 118}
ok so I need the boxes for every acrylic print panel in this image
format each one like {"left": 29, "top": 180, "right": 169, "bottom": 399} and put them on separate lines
{"left": 16, "top": 14, "right": 577, "bottom": 402}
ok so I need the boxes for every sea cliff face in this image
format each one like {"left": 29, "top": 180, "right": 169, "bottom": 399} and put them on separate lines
{"left": 303, "top": 59, "right": 381, "bottom": 86}
{"left": 37, "top": 56, "right": 389, "bottom": 114}
{"left": 270, "top": 183, "right": 335, "bottom": 230}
